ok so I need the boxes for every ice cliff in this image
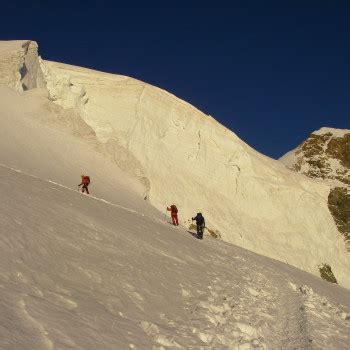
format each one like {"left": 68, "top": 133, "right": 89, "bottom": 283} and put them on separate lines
{"left": 0, "top": 40, "right": 349, "bottom": 287}
{"left": 0, "top": 40, "right": 45, "bottom": 91}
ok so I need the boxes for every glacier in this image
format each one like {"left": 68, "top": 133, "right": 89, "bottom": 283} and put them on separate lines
{"left": 0, "top": 40, "right": 349, "bottom": 288}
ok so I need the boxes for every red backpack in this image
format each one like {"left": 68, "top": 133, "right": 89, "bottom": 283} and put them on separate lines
{"left": 83, "top": 176, "right": 90, "bottom": 185}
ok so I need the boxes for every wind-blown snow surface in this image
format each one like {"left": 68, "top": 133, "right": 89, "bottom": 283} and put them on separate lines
{"left": 0, "top": 40, "right": 350, "bottom": 348}
{"left": 0, "top": 40, "right": 349, "bottom": 289}
{"left": 1, "top": 164, "right": 350, "bottom": 349}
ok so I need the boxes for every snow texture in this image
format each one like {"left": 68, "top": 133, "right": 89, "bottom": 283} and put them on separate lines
{"left": 0, "top": 163, "right": 350, "bottom": 349}
{"left": 0, "top": 39, "right": 350, "bottom": 348}
{"left": 0, "top": 40, "right": 349, "bottom": 290}
{"left": 313, "top": 127, "right": 350, "bottom": 138}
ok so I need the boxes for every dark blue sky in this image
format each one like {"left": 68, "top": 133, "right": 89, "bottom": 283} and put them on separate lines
{"left": 1, "top": 1, "right": 349, "bottom": 158}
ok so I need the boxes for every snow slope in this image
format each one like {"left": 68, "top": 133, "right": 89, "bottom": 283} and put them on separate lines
{"left": 0, "top": 40, "right": 349, "bottom": 289}
{"left": 0, "top": 86, "right": 160, "bottom": 218}
{"left": 0, "top": 40, "right": 350, "bottom": 348}
{"left": 42, "top": 59, "right": 350, "bottom": 287}
{"left": 1, "top": 164, "right": 350, "bottom": 349}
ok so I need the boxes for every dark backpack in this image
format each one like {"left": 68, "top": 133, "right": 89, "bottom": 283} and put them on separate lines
{"left": 171, "top": 205, "right": 178, "bottom": 213}
{"left": 196, "top": 213, "right": 204, "bottom": 225}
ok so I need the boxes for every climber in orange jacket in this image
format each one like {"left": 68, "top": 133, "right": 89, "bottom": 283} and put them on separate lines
{"left": 78, "top": 175, "right": 90, "bottom": 194}
{"left": 167, "top": 204, "right": 179, "bottom": 226}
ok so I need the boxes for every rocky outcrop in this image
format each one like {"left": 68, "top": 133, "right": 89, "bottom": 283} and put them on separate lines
{"left": 318, "top": 263, "right": 338, "bottom": 284}
{"left": 280, "top": 128, "right": 350, "bottom": 250}
{"left": 328, "top": 187, "right": 350, "bottom": 245}
{"left": 281, "top": 128, "right": 350, "bottom": 186}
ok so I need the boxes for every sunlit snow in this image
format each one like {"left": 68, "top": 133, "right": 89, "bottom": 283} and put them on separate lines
{"left": 0, "top": 40, "right": 349, "bottom": 348}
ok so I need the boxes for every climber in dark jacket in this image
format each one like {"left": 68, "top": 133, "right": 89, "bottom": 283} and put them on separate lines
{"left": 192, "top": 213, "right": 205, "bottom": 239}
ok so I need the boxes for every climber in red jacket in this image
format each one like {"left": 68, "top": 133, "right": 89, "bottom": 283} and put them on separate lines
{"left": 167, "top": 204, "right": 179, "bottom": 226}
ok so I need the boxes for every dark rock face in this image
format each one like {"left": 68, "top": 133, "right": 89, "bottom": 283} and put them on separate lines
{"left": 326, "top": 134, "right": 350, "bottom": 175}
{"left": 318, "top": 263, "right": 338, "bottom": 284}
{"left": 281, "top": 129, "right": 350, "bottom": 247}
{"left": 328, "top": 187, "right": 350, "bottom": 245}
{"left": 293, "top": 132, "right": 350, "bottom": 185}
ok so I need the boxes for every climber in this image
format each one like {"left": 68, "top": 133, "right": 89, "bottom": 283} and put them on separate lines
{"left": 78, "top": 174, "right": 90, "bottom": 194}
{"left": 192, "top": 213, "right": 205, "bottom": 239}
{"left": 167, "top": 204, "right": 179, "bottom": 226}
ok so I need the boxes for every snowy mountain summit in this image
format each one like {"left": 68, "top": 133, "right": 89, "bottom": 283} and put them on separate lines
{"left": 280, "top": 128, "right": 350, "bottom": 250}
{"left": 1, "top": 40, "right": 350, "bottom": 348}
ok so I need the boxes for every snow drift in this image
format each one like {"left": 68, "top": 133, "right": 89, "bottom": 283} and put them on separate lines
{"left": 0, "top": 40, "right": 349, "bottom": 288}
